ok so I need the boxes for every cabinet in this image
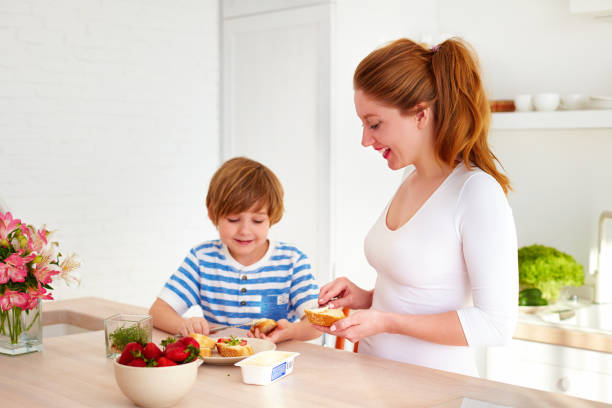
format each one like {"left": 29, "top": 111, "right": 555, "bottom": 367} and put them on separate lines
{"left": 221, "top": 2, "right": 333, "bottom": 283}
{"left": 486, "top": 339, "right": 612, "bottom": 404}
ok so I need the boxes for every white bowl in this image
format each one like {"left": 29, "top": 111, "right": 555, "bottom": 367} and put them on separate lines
{"left": 513, "top": 94, "right": 533, "bottom": 112}
{"left": 560, "top": 94, "right": 587, "bottom": 110}
{"left": 533, "top": 93, "right": 560, "bottom": 112}
{"left": 113, "top": 358, "right": 202, "bottom": 408}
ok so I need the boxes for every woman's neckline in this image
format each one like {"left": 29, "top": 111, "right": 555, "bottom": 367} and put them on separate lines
{"left": 384, "top": 163, "right": 462, "bottom": 232}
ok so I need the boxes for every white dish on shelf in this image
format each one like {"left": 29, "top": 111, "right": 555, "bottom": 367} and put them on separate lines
{"left": 533, "top": 93, "right": 560, "bottom": 111}
{"left": 560, "top": 94, "right": 588, "bottom": 110}
{"left": 589, "top": 96, "right": 612, "bottom": 110}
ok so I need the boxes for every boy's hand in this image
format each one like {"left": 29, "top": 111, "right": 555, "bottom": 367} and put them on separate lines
{"left": 178, "top": 317, "right": 210, "bottom": 337}
{"left": 247, "top": 319, "right": 291, "bottom": 343}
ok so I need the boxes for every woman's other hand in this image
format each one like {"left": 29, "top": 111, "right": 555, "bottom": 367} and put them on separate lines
{"left": 312, "top": 309, "right": 386, "bottom": 343}
{"left": 177, "top": 317, "right": 210, "bottom": 337}
{"left": 318, "top": 277, "right": 373, "bottom": 310}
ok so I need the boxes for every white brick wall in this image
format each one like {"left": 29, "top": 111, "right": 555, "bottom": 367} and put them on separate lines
{"left": 0, "top": 0, "right": 220, "bottom": 308}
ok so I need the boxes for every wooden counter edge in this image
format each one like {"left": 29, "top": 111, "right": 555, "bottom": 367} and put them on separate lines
{"left": 515, "top": 322, "right": 612, "bottom": 354}
{"left": 42, "top": 297, "right": 148, "bottom": 331}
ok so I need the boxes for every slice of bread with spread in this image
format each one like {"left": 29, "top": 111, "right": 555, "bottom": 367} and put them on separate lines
{"left": 250, "top": 318, "right": 277, "bottom": 335}
{"left": 189, "top": 332, "right": 216, "bottom": 357}
{"left": 304, "top": 306, "right": 346, "bottom": 327}
{"left": 189, "top": 333, "right": 216, "bottom": 349}
{"left": 215, "top": 336, "right": 254, "bottom": 357}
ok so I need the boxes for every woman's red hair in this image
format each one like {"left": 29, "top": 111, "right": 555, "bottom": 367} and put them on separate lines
{"left": 353, "top": 38, "right": 510, "bottom": 194}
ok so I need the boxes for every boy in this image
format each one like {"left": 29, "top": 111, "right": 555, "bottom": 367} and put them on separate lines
{"left": 149, "top": 157, "right": 321, "bottom": 343}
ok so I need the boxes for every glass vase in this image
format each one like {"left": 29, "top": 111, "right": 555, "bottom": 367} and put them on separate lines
{"left": 0, "top": 300, "right": 42, "bottom": 356}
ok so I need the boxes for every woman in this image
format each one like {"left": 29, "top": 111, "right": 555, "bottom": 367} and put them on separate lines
{"left": 315, "top": 38, "right": 518, "bottom": 377}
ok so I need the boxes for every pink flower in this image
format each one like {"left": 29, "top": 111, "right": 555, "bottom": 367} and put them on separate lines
{"left": 0, "top": 211, "right": 20, "bottom": 242}
{"left": 0, "top": 252, "right": 33, "bottom": 284}
{"left": 0, "top": 290, "right": 29, "bottom": 311}
{"left": 32, "top": 263, "right": 61, "bottom": 286}
{"left": 19, "top": 225, "right": 35, "bottom": 252}
{"left": 26, "top": 284, "right": 53, "bottom": 309}
{"left": 24, "top": 225, "right": 48, "bottom": 253}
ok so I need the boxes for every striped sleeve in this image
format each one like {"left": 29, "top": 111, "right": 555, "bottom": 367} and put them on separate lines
{"left": 158, "top": 247, "right": 201, "bottom": 316}
{"left": 288, "top": 249, "right": 319, "bottom": 318}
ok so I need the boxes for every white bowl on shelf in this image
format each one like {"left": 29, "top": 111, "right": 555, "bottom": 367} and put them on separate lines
{"left": 533, "top": 93, "right": 560, "bottom": 112}
{"left": 560, "top": 94, "right": 588, "bottom": 110}
{"left": 513, "top": 94, "right": 533, "bottom": 112}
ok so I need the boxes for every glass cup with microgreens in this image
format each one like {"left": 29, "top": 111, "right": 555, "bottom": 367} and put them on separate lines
{"left": 104, "top": 314, "right": 152, "bottom": 358}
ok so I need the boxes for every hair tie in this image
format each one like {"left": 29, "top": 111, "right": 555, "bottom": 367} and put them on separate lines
{"left": 432, "top": 45, "right": 440, "bottom": 52}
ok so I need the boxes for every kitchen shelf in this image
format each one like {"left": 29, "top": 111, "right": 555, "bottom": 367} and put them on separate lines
{"left": 491, "top": 109, "right": 612, "bottom": 130}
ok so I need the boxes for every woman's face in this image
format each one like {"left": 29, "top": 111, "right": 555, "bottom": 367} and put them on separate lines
{"left": 354, "top": 89, "right": 430, "bottom": 170}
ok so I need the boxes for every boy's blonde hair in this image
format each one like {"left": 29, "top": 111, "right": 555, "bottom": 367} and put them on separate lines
{"left": 206, "top": 157, "right": 284, "bottom": 226}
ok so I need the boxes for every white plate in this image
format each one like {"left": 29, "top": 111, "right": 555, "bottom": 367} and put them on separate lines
{"left": 518, "top": 305, "right": 550, "bottom": 315}
{"left": 589, "top": 96, "right": 612, "bottom": 109}
{"left": 200, "top": 337, "right": 276, "bottom": 365}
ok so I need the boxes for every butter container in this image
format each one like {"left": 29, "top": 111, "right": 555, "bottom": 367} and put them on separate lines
{"left": 234, "top": 350, "right": 300, "bottom": 385}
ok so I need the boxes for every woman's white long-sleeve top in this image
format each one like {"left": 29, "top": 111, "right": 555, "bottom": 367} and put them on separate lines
{"left": 359, "top": 163, "right": 518, "bottom": 377}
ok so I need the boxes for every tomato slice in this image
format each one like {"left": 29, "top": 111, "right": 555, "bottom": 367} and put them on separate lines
{"left": 217, "top": 338, "right": 226, "bottom": 343}
{"left": 240, "top": 340, "right": 247, "bottom": 346}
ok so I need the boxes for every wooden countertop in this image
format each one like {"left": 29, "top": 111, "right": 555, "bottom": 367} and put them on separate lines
{"left": 515, "top": 320, "right": 612, "bottom": 354}
{"left": 0, "top": 297, "right": 604, "bottom": 407}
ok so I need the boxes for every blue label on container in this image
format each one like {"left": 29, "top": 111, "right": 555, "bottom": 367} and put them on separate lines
{"left": 270, "top": 362, "right": 287, "bottom": 382}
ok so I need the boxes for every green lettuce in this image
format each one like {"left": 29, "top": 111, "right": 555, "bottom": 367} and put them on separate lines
{"left": 518, "top": 244, "right": 584, "bottom": 302}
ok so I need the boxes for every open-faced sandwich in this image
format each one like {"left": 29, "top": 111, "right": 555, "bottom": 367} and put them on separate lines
{"left": 189, "top": 333, "right": 216, "bottom": 357}
{"left": 250, "top": 318, "right": 277, "bottom": 335}
{"left": 304, "top": 306, "right": 346, "bottom": 327}
{"left": 216, "top": 336, "right": 254, "bottom": 357}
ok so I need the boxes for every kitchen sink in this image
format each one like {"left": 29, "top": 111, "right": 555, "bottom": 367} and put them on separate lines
{"left": 43, "top": 323, "right": 93, "bottom": 338}
{"left": 537, "top": 303, "right": 612, "bottom": 332}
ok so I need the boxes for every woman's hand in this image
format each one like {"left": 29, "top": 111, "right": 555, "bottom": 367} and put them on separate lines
{"left": 247, "top": 319, "right": 292, "bottom": 343}
{"left": 312, "top": 309, "right": 386, "bottom": 343}
{"left": 318, "top": 277, "right": 373, "bottom": 310}
{"left": 177, "top": 317, "right": 210, "bottom": 337}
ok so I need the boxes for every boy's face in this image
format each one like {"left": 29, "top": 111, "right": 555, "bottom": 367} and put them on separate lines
{"left": 215, "top": 203, "right": 271, "bottom": 266}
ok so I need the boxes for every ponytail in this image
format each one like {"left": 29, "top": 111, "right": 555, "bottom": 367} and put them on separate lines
{"left": 431, "top": 38, "right": 510, "bottom": 194}
{"left": 354, "top": 38, "right": 511, "bottom": 194}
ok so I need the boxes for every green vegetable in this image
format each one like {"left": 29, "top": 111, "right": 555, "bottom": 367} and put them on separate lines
{"left": 224, "top": 335, "right": 241, "bottom": 346}
{"left": 519, "top": 288, "right": 543, "bottom": 300}
{"left": 518, "top": 244, "right": 584, "bottom": 303}
{"left": 108, "top": 324, "right": 150, "bottom": 352}
{"left": 518, "top": 288, "right": 548, "bottom": 306}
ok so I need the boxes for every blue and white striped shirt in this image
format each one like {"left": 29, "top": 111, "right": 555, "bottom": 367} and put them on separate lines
{"left": 159, "top": 239, "right": 319, "bottom": 326}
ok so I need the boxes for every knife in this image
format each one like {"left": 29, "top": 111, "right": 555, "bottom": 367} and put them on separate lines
{"left": 208, "top": 321, "right": 252, "bottom": 334}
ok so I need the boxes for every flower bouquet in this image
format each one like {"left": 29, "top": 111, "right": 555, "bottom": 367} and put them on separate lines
{"left": 0, "top": 211, "right": 80, "bottom": 355}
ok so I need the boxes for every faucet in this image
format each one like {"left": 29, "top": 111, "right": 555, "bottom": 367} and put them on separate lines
{"left": 594, "top": 211, "right": 612, "bottom": 304}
